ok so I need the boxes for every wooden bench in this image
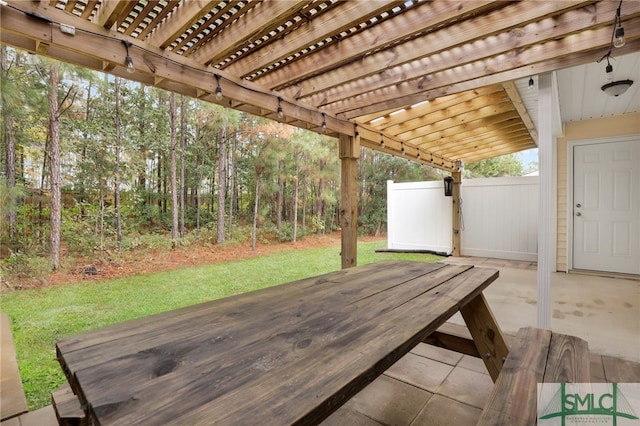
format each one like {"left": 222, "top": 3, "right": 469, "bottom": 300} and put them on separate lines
{"left": 477, "top": 327, "right": 591, "bottom": 425}
{"left": 0, "top": 313, "right": 28, "bottom": 422}
{"left": 51, "top": 383, "right": 88, "bottom": 426}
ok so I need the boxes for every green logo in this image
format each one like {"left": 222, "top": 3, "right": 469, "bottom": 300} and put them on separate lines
{"left": 538, "top": 383, "right": 639, "bottom": 425}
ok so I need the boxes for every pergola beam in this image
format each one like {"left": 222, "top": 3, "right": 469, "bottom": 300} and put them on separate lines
{"left": 285, "top": 1, "right": 600, "bottom": 103}
{"left": 390, "top": 94, "right": 512, "bottom": 138}
{"left": 95, "top": 0, "right": 134, "bottom": 29}
{"left": 191, "top": 0, "right": 310, "bottom": 66}
{"left": 363, "top": 85, "right": 505, "bottom": 130}
{"left": 254, "top": 0, "right": 499, "bottom": 91}
{"left": 412, "top": 112, "right": 521, "bottom": 146}
{"left": 502, "top": 81, "right": 539, "bottom": 144}
{"left": 145, "top": 1, "right": 218, "bottom": 49}
{"left": 224, "top": 0, "right": 405, "bottom": 78}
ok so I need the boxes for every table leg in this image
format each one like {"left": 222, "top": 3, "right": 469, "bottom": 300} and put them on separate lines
{"left": 460, "top": 292, "right": 509, "bottom": 382}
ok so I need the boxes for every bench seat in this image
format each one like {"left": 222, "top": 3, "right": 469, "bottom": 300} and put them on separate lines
{"left": 477, "top": 327, "right": 591, "bottom": 425}
{"left": 1, "top": 313, "right": 28, "bottom": 421}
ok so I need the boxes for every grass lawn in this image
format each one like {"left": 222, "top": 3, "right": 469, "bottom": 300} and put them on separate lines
{"left": 0, "top": 239, "right": 442, "bottom": 410}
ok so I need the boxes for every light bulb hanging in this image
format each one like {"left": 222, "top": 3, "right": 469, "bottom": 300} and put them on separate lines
{"left": 122, "top": 40, "right": 134, "bottom": 74}
{"left": 605, "top": 58, "right": 614, "bottom": 81}
{"left": 321, "top": 112, "right": 327, "bottom": 132}
{"left": 614, "top": 26, "right": 625, "bottom": 48}
{"left": 613, "top": 1, "right": 625, "bottom": 48}
{"left": 214, "top": 74, "right": 223, "bottom": 101}
{"left": 277, "top": 97, "right": 284, "bottom": 119}
{"left": 528, "top": 76, "right": 534, "bottom": 89}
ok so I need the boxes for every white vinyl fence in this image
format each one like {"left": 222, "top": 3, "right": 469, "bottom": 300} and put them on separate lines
{"left": 387, "top": 177, "right": 539, "bottom": 261}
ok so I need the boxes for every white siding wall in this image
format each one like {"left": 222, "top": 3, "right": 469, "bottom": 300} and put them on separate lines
{"left": 387, "top": 177, "right": 539, "bottom": 260}
{"left": 386, "top": 180, "right": 452, "bottom": 253}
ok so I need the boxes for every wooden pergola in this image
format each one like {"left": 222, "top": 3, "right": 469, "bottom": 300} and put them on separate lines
{"left": 2, "top": 0, "right": 639, "bottom": 268}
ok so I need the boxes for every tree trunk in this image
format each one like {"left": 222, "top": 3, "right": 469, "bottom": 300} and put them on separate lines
{"left": 157, "top": 151, "right": 162, "bottom": 212}
{"left": 195, "top": 126, "right": 203, "bottom": 236}
{"left": 114, "top": 77, "right": 123, "bottom": 252}
{"left": 276, "top": 158, "right": 284, "bottom": 231}
{"left": 48, "top": 63, "right": 61, "bottom": 270}
{"left": 170, "top": 92, "right": 179, "bottom": 243}
{"left": 180, "top": 95, "right": 186, "bottom": 238}
{"left": 292, "top": 168, "right": 299, "bottom": 243}
{"left": 301, "top": 170, "right": 307, "bottom": 233}
{"left": 227, "top": 133, "right": 235, "bottom": 239}
{"left": 252, "top": 176, "right": 260, "bottom": 251}
{"left": 317, "top": 176, "right": 325, "bottom": 234}
{"left": 137, "top": 86, "right": 147, "bottom": 194}
{"left": 40, "top": 135, "right": 49, "bottom": 190}
{"left": 1, "top": 46, "right": 17, "bottom": 245}
{"left": 217, "top": 118, "right": 227, "bottom": 244}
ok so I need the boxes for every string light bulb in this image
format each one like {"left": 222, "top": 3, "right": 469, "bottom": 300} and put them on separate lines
{"left": 122, "top": 40, "right": 134, "bottom": 74}
{"left": 321, "top": 112, "right": 327, "bottom": 132}
{"left": 614, "top": 26, "right": 625, "bottom": 48}
{"left": 214, "top": 74, "right": 223, "bottom": 101}
{"left": 613, "top": 1, "right": 625, "bottom": 48}
{"left": 277, "top": 97, "right": 284, "bottom": 119}
{"left": 605, "top": 58, "right": 614, "bottom": 81}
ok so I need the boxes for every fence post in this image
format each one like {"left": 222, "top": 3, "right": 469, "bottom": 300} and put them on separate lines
{"left": 452, "top": 171, "right": 462, "bottom": 257}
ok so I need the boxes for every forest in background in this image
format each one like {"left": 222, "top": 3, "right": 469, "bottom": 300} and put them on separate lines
{"left": 0, "top": 47, "right": 528, "bottom": 284}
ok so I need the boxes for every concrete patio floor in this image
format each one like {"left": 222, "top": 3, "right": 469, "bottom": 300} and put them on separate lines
{"left": 322, "top": 257, "right": 640, "bottom": 426}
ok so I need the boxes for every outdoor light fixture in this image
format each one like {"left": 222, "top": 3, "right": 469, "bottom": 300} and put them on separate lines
{"left": 605, "top": 58, "right": 614, "bottom": 81}
{"left": 528, "top": 76, "right": 534, "bottom": 89}
{"left": 443, "top": 176, "right": 454, "bottom": 197}
{"left": 597, "top": 0, "right": 633, "bottom": 96}
{"left": 277, "top": 97, "right": 284, "bottom": 119}
{"left": 614, "top": 26, "right": 625, "bottom": 48}
{"left": 214, "top": 74, "right": 223, "bottom": 101}
{"left": 122, "top": 40, "right": 134, "bottom": 74}
{"left": 613, "top": 1, "right": 626, "bottom": 48}
{"left": 601, "top": 79, "right": 634, "bottom": 96}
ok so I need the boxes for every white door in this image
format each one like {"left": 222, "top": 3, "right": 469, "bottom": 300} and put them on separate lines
{"left": 573, "top": 138, "right": 640, "bottom": 275}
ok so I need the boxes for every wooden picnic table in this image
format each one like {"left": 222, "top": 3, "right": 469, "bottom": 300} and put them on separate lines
{"left": 55, "top": 260, "right": 509, "bottom": 425}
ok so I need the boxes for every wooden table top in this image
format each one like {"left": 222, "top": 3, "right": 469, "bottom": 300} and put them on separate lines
{"left": 56, "top": 261, "right": 499, "bottom": 425}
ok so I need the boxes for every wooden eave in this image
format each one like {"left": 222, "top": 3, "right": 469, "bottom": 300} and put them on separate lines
{"left": 2, "top": 0, "right": 640, "bottom": 172}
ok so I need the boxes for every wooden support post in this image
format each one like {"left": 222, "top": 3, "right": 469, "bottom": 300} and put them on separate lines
{"left": 452, "top": 171, "right": 462, "bottom": 257}
{"left": 339, "top": 133, "right": 359, "bottom": 269}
